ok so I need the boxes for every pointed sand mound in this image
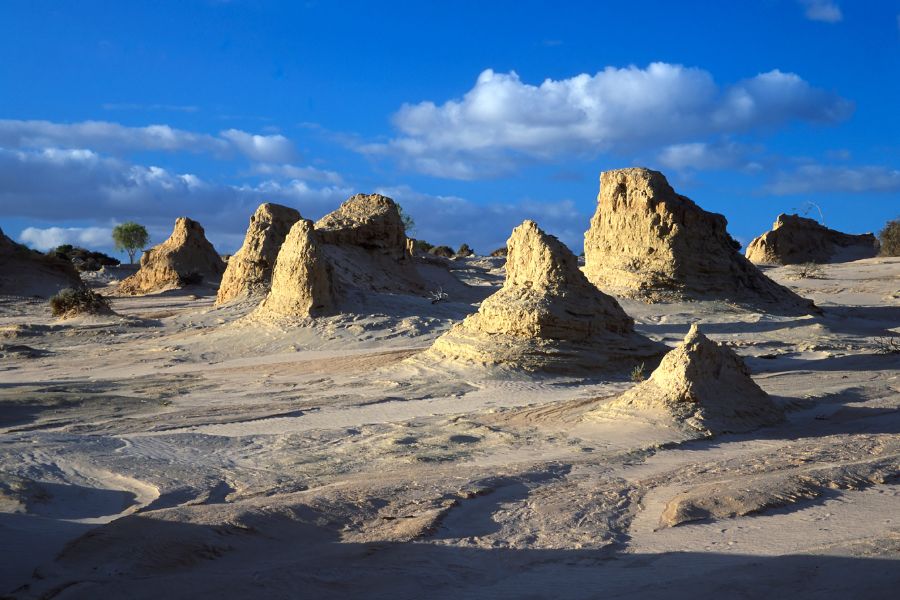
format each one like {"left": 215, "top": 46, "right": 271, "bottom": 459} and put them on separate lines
{"left": 596, "top": 324, "right": 783, "bottom": 435}
{"left": 584, "top": 168, "right": 816, "bottom": 314}
{"left": 119, "top": 217, "right": 225, "bottom": 295}
{"left": 420, "top": 220, "right": 663, "bottom": 373}
{"left": 745, "top": 213, "right": 879, "bottom": 265}
{"left": 0, "top": 228, "right": 82, "bottom": 297}
{"left": 256, "top": 219, "right": 333, "bottom": 318}
{"left": 216, "top": 203, "right": 301, "bottom": 305}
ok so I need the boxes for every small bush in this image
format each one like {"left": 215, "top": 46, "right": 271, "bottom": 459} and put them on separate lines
{"left": 456, "top": 243, "right": 473, "bottom": 257}
{"left": 49, "top": 288, "right": 111, "bottom": 317}
{"left": 48, "top": 245, "right": 120, "bottom": 272}
{"left": 878, "top": 217, "right": 900, "bottom": 256}
{"left": 413, "top": 239, "right": 434, "bottom": 253}
{"left": 630, "top": 362, "right": 646, "bottom": 382}
{"left": 490, "top": 246, "right": 508, "bottom": 257}
{"left": 429, "top": 245, "right": 454, "bottom": 258}
{"left": 789, "top": 262, "right": 825, "bottom": 280}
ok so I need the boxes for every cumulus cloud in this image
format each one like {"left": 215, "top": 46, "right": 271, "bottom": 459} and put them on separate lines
{"left": 362, "top": 64, "right": 852, "bottom": 179}
{"left": 657, "top": 141, "right": 764, "bottom": 172}
{"left": 799, "top": 0, "right": 843, "bottom": 23}
{"left": 19, "top": 226, "right": 113, "bottom": 251}
{"left": 0, "top": 119, "right": 296, "bottom": 162}
{"left": 766, "top": 164, "right": 900, "bottom": 194}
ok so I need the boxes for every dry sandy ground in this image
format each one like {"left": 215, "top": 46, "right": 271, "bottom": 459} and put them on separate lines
{"left": 1, "top": 257, "right": 899, "bottom": 599}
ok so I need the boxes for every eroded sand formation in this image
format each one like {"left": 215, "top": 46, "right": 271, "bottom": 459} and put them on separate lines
{"left": 216, "top": 203, "right": 301, "bottom": 305}
{"left": 0, "top": 227, "right": 82, "bottom": 297}
{"left": 583, "top": 168, "right": 816, "bottom": 314}
{"left": 420, "top": 220, "right": 663, "bottom": 372}
{"left": 745, "top": 213, "right": 880, "bottom": 265}
{"left": 595, "top": 324, "right": 783, "bottom": 435}
{"left": 119, "top": 217, "right": 225, "bottom": 295}
{"left": 256, "top": 219, "right": 333, "bottom": 318}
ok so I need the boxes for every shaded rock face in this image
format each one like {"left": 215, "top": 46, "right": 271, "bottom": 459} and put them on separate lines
{"left": 745, "top": 213, "right": 879, "bottom": 265}
{"left": 584, "top": 168, "right": 816, "bottom": 314}
{"left": 0, "top": 228, "right": 82, "bottom": 297}
{"left": 598, "top": 325, "right": 783, "bottom": 435}
{"left": 216, "top": 203, "right": 301, "bottom": 305}
{"left": 257, "top": 219, "right": 333, "bottom": 318}
{"left": 119, "top": 218, "right": 225, "bottom": 295}
{"left": 315, "top": 194, "right": 408, "bottom": 260}
{"left": 421, "top": 220, "right": 662, "bottom": 373}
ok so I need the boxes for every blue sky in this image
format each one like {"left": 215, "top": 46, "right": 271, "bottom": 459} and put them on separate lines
{"left": 1, "top": 0, "right": 898, "bottom": 258}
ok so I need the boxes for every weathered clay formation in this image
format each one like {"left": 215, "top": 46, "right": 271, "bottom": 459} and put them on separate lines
{"left": 419, "top": 220, "right": 663, "bottom": 372}
{"left": 119, "top": 217, "right": 225, "bottom": 295}
{"left": 745, "top": 213, "right": 879, "bottom": 265}
{"left": 256, "top": 219, "right": 333, "bottom": 318}
{"left": 216, "top": 203, "right": 301, "bottom": 305}
{"left": 583, "top": 168, "right": 816, "bottom": 314}
{"left": 595, "top": 324, "right": 783, "bottom": 435}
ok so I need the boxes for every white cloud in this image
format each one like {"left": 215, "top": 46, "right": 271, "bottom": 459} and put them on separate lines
{"left": 0, "top": 119, "right": 297, "bottom": 162}
{"left": 250, "top": 162, "right": 344, "bottom": 184}
{"left": 19, "top": 226, "right": 113, "bottom": 251}
{"left": 219, "top": 129, "right": 296, "bottom": 162}
{"left": 657, "top": 140, "right": 763, "bottom": 172}
{"left": 799, "top": 0, "right": 843, "bottom": 23}
{"left": 363, "top": 64, "right": 852, "bottom": 179}
{"left": 767, "top": 164, "right": 900, "bottom": 194}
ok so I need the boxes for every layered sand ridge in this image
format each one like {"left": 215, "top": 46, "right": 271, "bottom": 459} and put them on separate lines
{"left": 119, "top": 217, "right": 225, "bottom": 295}
{"left": 584, "top": 168, "right": 816, "bottom": 314}
{"left": 0, "top": 227, "right": 82, "bottom": 297}
{"left": 216, "top": 203, "right": 301, "bottom": 305}
{"left": 745, "top": 213, "right": 880, "bottom": 265}
{"left": 595, "top": 324, "right": 784, "bottom": 435}
{"left": 420, "top": 220, "right": 663, "bottom": 372}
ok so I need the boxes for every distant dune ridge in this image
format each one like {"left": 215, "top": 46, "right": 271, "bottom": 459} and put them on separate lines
{"left": 216, "top": 202, "right": 301, "bottom": 305}
{"left": 583, "top": 168, "right": 817, "bottom": 314}
{"left": 745, "top": 213, "right": 880, "bottom": 265}
{"left": 593, "top": 324, "right": 784, "bottom": 435}
{"left": 118, "top": 217, "right": 225, "bottom": 295}
{"left": 418, "top": 219, "right": 664, "bottom": 372}
{"left": 0, "top": 226, "right": 82, "bottom": 297}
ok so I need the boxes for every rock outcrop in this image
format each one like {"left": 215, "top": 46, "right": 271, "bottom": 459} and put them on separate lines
{"left": 256, "top": 219, "right": 333, "bottom": 318}
{"left": 583, "top": 168, "right": 816, "bottom": 314}
{"left": 119, "top": 218, "right": 225, "bottom": 295}
{"left": 745, "top": 213, "right": 879, "bottom": 265}
{"left": 0, "top": 228, "right": 82, "bottom": 297}
{"left": 314, "top": 193, "right": 423, "bottom": 297}
{"left": 315, "top": 193, "right": 408, "bottom": 261}
{"left": 595, "top": 325, "right": 783, "bottom": 435}
{"left": 420, "top": 220, "right": 663, "bottom": 372}
{"left": 216, "top": 203, "right": 301, "bottom": 305}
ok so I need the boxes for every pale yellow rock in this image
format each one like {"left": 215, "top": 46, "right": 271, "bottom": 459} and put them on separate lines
{"left": 583, "top": 168, "right": 816, "bottom": 314}
{"left": 256, "top": 219, "right": 333, "bottom": 318}
{"left": 595, "top": 324, "right": 783, "bottom": 435}
{"left": 216, "top": 203, "right": 301, "bottom": 305}
{"left": 745, "top": 213, "right": 879, "bottom": 265}
{"left": 420, "top": 220, "right": 663, "bottom": 373}
{"left": 119, "top": 217, "right": 225, "bottom": 295}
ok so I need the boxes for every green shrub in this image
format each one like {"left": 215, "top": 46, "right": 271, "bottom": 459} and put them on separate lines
{"left": 490, "top": 246, "right": 508, "bottom": 257}
{"left": 49, "top": 288, "right": 112, "bottom": 317}
{"left": 879, "top": 217, "right": 900, "bottom": 256}
{"left": 413, "top": 239, "right": 434, "bottom": 253}
{"left": 456, "top": 243, "right": 473, "bottom": 257}
{"left": 48, "top": 245, "right": 120, "bottom": 272}
{"left": 429, "top": 245, "right": 454, "bottom": 258}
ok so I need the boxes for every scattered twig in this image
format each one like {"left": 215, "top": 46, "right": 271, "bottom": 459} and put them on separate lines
{"left": 873, "top": 335, "right": 900, "bottom": 354}
{"left": 428, "top": 287, "right": 449, "bottom": 304}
